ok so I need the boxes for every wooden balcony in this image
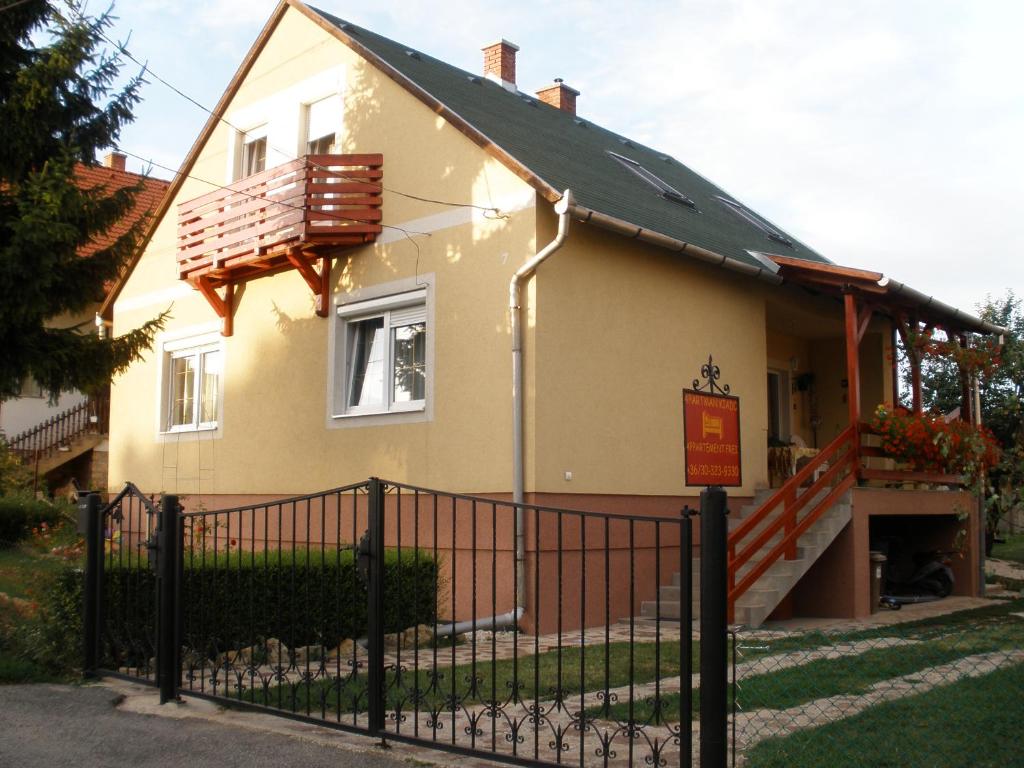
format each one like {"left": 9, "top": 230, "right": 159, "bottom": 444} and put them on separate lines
{"left": 176, "top": 154, "right": 383, "bottom": 334}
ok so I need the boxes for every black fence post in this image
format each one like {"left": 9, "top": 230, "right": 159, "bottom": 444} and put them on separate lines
{"left": 681, "top": 506, "right": 695, "bottom": 762}
{"left": 700, "top": 486, "right": 728, "bottom": 768}
{"left": 82, "top": 492, "right": 103, "bottom": 677}
{"left": 367, "top": 478, "right": 387, "bottom": 737}
{"left": 158, "top": 494, "right": 180, "bottom": 705}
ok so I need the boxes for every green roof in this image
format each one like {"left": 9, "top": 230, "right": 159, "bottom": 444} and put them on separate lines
{"left": 312, "top": 7, "right": 830, "bottom": 270}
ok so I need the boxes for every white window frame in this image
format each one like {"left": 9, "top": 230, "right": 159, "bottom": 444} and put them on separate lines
{"left": 304, "top": 95, "right": 341, "bottom": 156}
{"left": 159, "top": 332, "right": 224, "bottom": 435}
{"left": 328, "top": 276, "right": 434, "bottom": 427}
{"left": 237, "top": 125, "right": 268, "bottom": 180}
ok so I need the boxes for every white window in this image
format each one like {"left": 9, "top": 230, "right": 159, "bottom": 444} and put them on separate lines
{"left": 336, "top": 289, "right": 428, "bottom": 416}
{"left": 162, "top": 335, "right": 222, "bottom": 432}
{"left": 240, "top": 126, "right": 268, "bottom": 178}
{"left": 305, "top": 96, "right": 341, "bottom": 155}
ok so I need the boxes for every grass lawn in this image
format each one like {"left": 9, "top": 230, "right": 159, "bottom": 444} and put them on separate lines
{"left": 743, "top": 661, "right": 1024, "bottom": 768}
{"left": 236, "top": 631, "right": 838, "bottom": 718}
{"left": 228, "top": 638, "right": 698, "bottom": 716}
{"left": 585, "top": 603, "right": 1024, "bottom": 724}
{"left": 992, "top": 533, "right": 1024, "bottom": 565}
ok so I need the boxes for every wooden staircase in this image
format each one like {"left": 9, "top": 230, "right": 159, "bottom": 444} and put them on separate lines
{"left": 643, "top": 425, "right": 858, "bottom": 628}
{"left": 7, "top": 394, "right": 109, "bottom": 482}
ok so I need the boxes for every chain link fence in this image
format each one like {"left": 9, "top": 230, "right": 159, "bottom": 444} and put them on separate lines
{"left": 730, "top": 597, "right": 1024, "bottom": 767}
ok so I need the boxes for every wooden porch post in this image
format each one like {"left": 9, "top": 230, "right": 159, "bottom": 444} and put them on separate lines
{"left": 957, "top": 333, "right": 971, "bottom": 421}
{"left": 891, "top": 323, "right": 900, "bottom": 406}
{"left": 844, "top": 291, "right": 862, "bottom": 472}
{"left": 844, "top": 291, "right": 861, "bottom": 427}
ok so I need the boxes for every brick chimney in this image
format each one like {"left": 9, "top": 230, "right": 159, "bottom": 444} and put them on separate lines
{"left": 536, "top": 79, "right": 579, "bottom": 115}
{"left": 482, "top": 39, "right": 519, "bottom": 89}
{"left": 103, "top": 151, "right": 127, "bottom": 172}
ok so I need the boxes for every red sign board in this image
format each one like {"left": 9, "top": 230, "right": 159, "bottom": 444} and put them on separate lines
{"left": 683, "top": 389, "right": 742, "bottom": 487}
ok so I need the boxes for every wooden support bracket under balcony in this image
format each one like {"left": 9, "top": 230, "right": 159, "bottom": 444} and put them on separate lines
{"left": 196, "top": 277, "right": 235, "bottom": 337}
{"left": 177, "top": 153, "right": 383, "bottom": 333}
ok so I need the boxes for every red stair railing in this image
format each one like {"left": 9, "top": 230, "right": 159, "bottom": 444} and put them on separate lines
{"left": 727, "top": 424, "right": 858, "bottom": 611}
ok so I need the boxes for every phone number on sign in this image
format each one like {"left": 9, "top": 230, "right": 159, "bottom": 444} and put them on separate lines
{"left": 688, "top": 463, "right": 740, "bottom": 479}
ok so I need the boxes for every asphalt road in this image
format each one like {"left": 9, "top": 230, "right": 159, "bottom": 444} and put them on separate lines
{"left": 0, "top": 684, "right": 413, "bottom": 768}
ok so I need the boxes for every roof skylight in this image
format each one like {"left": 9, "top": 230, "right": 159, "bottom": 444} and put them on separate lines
{"left": 715, "top": 196, "right": 793, "bottom": 247}
{"left": 607, "top": 151, "right": 697, "bottom": 210}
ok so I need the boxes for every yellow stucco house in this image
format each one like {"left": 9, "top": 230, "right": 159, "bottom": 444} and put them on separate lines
{"left": 103, "top": 0, "right": 1003, "bottom": 628}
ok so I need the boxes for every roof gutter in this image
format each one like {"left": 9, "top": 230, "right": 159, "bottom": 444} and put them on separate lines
{"left": 564, "top": 201, "right": 785, "bottom": 285}
{"left": 880, "top": 278, "right": 1008, "bottom": 336}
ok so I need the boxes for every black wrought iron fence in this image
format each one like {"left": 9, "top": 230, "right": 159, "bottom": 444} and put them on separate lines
{"left": 83, "top": 483, "right": 161, "bottom": 683}
{"left": 81, "top": 479, "right": 743, "bottom": 768}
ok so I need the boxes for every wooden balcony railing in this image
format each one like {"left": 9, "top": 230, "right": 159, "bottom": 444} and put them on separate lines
{"left": 177, "top": 154, "right": 383, "bottom": 287}
{"left": 858, "top": 422, "right": 967, "bottom": 488}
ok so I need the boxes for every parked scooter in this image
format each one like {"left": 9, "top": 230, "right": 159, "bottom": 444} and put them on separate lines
{"left": 873, "top": 536, "right": 955, "bottom": 607}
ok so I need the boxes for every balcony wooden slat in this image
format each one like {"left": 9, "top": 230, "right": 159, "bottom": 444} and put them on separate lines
{"left": 178, "top": 197, "right": 309, "bottom": 241}
{"left": 859, "top": 468, "right": 965, "bottom": 485}
{"left": 177, "top": 192, "right": 309, "bottom": 240}
{"left": 178, "top": 180, "right": 309, "bottom": 224}
{"left": 306, "top": 153, "right": 382, "bottom": 167}
{"left": 178, "top": 218, "right": 306, "bottom": 273}
{"left": 306, "top": 168, "right": 383, "bottom": 181}
{"left": 308, "top": 208, "right": 383, "bottom": 223}
{"left": 177, "top": 203, "right": 308, "bottom": 250}
{"left": 179, "top": 158, "right": 307, "bottom": 211}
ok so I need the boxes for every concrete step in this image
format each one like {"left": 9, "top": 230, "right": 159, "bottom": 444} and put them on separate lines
{"left": 645, "top": 491, "right": 853, "bottom": 627}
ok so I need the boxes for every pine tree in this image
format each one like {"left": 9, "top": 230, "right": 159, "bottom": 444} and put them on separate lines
{"left": 0, "top": 0, "right": 165, "bottom": 401}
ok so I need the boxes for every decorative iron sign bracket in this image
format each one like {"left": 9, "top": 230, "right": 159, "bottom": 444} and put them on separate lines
{"left": 692, "top": 354, "right": 731, "bottom": 395}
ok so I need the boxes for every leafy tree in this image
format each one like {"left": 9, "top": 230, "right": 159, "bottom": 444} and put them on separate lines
{"left": 0, "top": 0, "right": 164, "bottom": 401}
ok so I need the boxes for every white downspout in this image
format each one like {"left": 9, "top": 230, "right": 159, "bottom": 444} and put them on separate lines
{"left": 510, "top": 189, "right": 574, "bottom": 611}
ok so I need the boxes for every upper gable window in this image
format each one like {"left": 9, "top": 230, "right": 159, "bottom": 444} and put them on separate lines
{"left": 607, "top": 151, "right": 697, "bottom": 209}
{"left": 305, "top": 96, "right": 341, "bottom": 156}
{"left": 240, "top": 126, "right": 268, "bottom": 178}
{"left": 716, "top": 196, "right": 794, "bottom": 247}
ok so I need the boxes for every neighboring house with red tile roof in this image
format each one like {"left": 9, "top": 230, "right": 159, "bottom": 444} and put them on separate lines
{"left": 0, "top": 152, "right": 170, "bottom": 494}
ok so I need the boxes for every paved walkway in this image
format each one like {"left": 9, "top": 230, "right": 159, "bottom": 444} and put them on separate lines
{"left": 0, "top": 683, "right": 416, "bottom": 768}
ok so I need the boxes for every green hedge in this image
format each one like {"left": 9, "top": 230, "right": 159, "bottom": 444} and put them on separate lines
{"left": 97, "top": 548, "right": 439, "bottom": 667}
{"left": 0, "top": 495, "right": 62, "bottom": 547}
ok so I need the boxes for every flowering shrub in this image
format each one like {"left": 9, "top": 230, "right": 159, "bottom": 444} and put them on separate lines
{"left": 905, "top": 329, "right": 1001, "bottom": 376}
{"left": 870, "top": 404, "right": 1000, "bottom": 479}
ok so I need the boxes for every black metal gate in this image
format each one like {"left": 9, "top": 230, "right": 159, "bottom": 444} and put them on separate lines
{"left": 83, "top": 479, "right": 731, "bottom": 767}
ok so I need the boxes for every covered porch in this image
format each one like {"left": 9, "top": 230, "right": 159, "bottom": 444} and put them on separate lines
{"left": 730, "top": 256, "right": 1005, "bottom": 623}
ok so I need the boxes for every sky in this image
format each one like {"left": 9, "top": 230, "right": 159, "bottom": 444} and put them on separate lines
{"left": 91, "top": 0, "right": 1023, "bottom": 318}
